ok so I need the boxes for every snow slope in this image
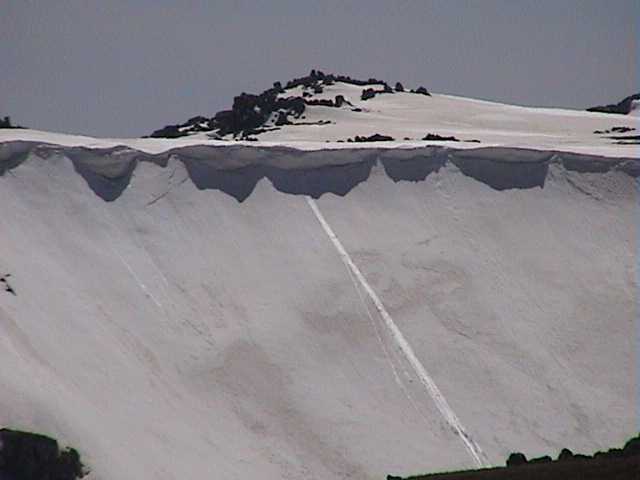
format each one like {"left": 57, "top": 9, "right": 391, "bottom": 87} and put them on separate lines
{"left": 0, "top": 88, "right": 638, "bottom": 479}
{"left": 2, "top": 80, "right": 639, "bottom": 157}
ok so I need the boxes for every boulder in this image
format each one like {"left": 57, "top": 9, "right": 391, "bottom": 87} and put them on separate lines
{"left": 587, "top": 93, "right": 640, "bottom": 114}
{"left": 352, "top": 134, "right": 394, "bottom": 142}
{"left": 422, "top": 133, "right": 459, "bottom": 141}
{"left": 361, "top": 88, "right": 377, "bottom": 101}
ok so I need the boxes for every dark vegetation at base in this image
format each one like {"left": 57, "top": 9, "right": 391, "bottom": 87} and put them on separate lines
{"left": 587, "top": 93, "right": 640, "bottom": 114}
{"left": 0, "top": 116, "right": 25, "bottom": 129}
{"left": 148, "top": 70, "right": 430, "bottom": 139}
{"left": 387, "top": 434, "right": 640, "bottom": 480}
{"left": 0, "top": 429, "right": 85, "bottom": 480}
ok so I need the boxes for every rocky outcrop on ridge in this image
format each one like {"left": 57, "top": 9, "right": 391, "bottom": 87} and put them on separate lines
{"left": 587, "top": 93, "right": 640, "bottom": 115}
{"left": 148, "top": 70, "right": 430, "bottom": 139}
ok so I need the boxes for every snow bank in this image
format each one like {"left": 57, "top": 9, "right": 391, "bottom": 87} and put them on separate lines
{"left": 1, "top": 140, "right": 638, "bottom": 202}
{"left": 0, "top": 140, "right": 636, "bottom": 480}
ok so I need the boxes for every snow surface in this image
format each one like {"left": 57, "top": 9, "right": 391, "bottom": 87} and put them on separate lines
{"left": 1, "top": 81, "right": 638, "bottom": 158}
{"left": 0, "top": 88, "right": 637, "bottom": 479}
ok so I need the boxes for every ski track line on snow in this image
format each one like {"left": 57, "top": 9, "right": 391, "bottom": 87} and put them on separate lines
{"left": 305, "top": 196, "right": 487, "bottom": 468}
{"left": 340, "top": 242, "right": 438, "bottom": 430}
{"left": 114, "top": 250, "right": 164, "bottom": 310}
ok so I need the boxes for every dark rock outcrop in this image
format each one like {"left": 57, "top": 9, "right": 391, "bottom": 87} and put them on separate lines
{"left": 348, "top": 134, "right": 395, "bottom": 142}
{"left": 0, "top": 429, "right": 85, "bottom": 480}
{"left": 587, "top": 93, "right": 640, "bottom": 115}
{"left": 361, "top": 88, "right": 377, "bottom": 101}
{"left": 150, "top": 86, "right": 306, "bottom": 139}
{"left": 422, "top": 133, "right": 460, "bottom": 142}
{"left": 148, "top": 70, "right": 410, "bottom": 138}
{"left": 395, "top": 82, "right": 404, "bottom": 92}
{"left": 412, "top": 86, "right": 431, "bottom": 96}
{"left": 0, "top": 116, "right": 25, "bottom": 129}
{"left": 611, "top": 126, "right": 636, "bottom": 133}
{"left": 0, "top": 274, "right": 16, "bottom": 296}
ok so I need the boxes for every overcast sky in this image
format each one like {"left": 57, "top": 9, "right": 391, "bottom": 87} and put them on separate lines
{"left": 2, "top": 0, "right": 637, "bottom": 137}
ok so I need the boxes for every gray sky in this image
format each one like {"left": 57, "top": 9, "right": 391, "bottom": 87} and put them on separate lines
{"left": 2, "top": 0, "right": 637, "bottom": 137}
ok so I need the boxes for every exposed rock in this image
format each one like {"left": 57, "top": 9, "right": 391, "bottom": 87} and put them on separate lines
{"left": 361, "top": 88, "right": 377, "bottom": 101}
{"left": 422, "top": 133, "right": 460, "bottom": 141}
{"left": 611, "top": 126, "right": 635, "bottom": 133}
{"left": 413, "top": 86, "right": 431, "bottom": 96}
{"left": 587, "top": 93, "right": 640, "bottom": 114}
{"left": 0, "top": 274, "right": 16, "bottom": 296}
{"left": 594, "top": 126, "right": 635, "bottom": 135}
{"left": 395, "top": 82, "right": 405, "bottom": 92}
{"left": 350, "top": 134, "right": 395, "bottom": 142}
{"left": 0, "top": 116, "right": 26, "bottom": 129}
{"left": 147, "top": 71, "right": 407, "bottom": 138}
{"left": 275, "top": 111, "right": 290, "bottom": 126}
{"left": 304, "top": 98, "right": 335, "bottom": 107}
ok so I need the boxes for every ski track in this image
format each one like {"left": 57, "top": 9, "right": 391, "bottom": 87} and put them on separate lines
{"left": 114, "top": 249, "right": 164, "bottom": 310}
{"left": 340, "top": 235, "right": 441, "bottom": 432}
{"left": 305, "top": 195, "right": 488, "bottom": 468}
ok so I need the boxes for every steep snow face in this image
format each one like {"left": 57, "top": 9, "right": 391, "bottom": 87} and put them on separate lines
{"left": 0, "top": 144, "right": 636, "bottom": 479}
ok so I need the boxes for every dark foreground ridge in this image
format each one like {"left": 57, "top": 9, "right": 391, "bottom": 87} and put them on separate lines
{"left": 0, "top": 429, "right": 85, "bottom": 480}
{"left": 587, "top": 93, "right": 640, "bottom": 115}
{"left": 1, "top": 141, "right": 639, "bottom": 202}
{"left": 387, "top": 434, "right": 640, "bottom": 480}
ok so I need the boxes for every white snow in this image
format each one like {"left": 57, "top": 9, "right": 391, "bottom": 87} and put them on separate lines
{"left": 0, "top": 88, "right": 637, "bottom": 479}
{"left": 307, "top": 196, "right": 487, "bottom": 467}
{"left": 1, "top": 82, "right": 638, "bottom": 158}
